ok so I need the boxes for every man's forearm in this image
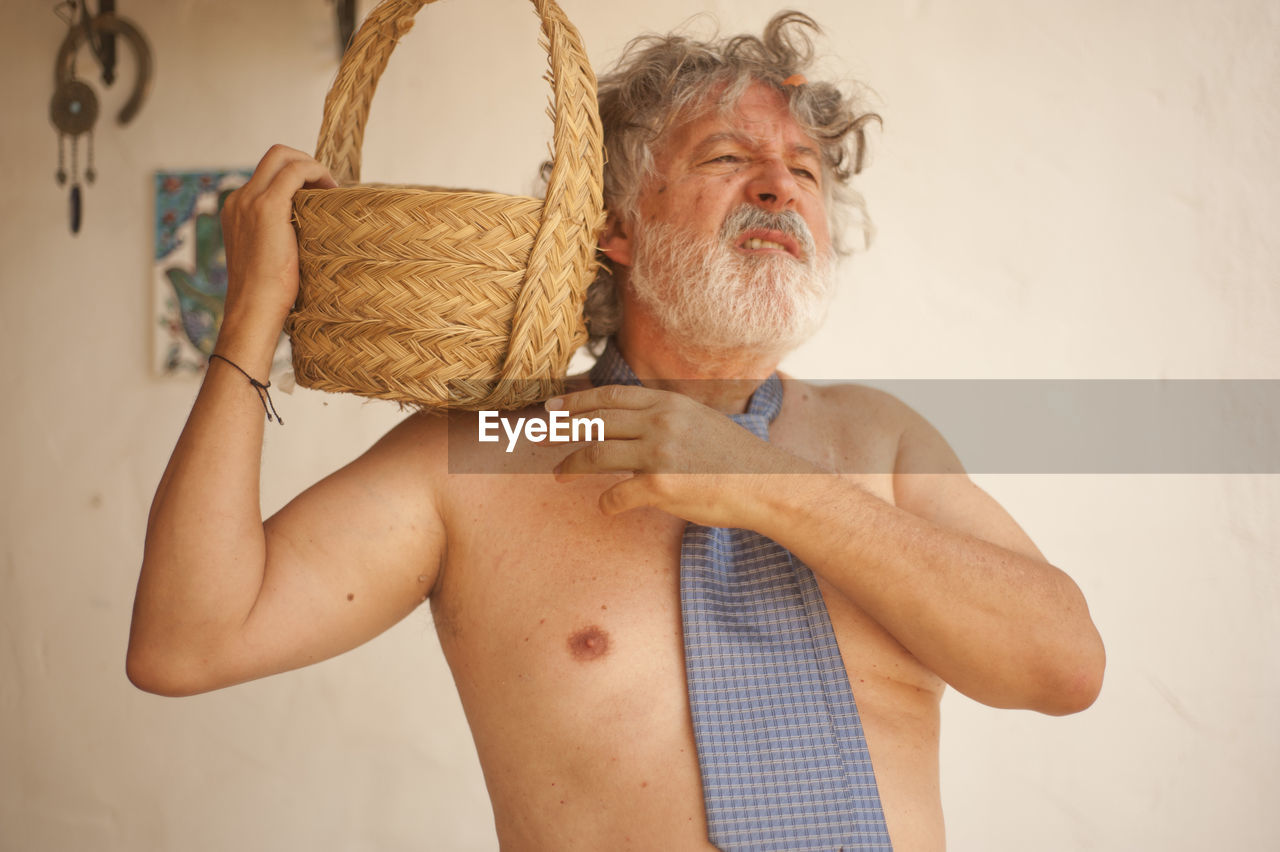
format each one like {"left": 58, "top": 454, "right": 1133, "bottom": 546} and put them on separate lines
{"left": 744, "top": 473, "right": 1105, "bottom": 715}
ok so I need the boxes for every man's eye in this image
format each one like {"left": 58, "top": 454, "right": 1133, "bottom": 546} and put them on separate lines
{"left": 708, "top": 155, "right": 742, "bottom": 164}
{"left": 792, "top": 168, "right": 817, "bottom": 182}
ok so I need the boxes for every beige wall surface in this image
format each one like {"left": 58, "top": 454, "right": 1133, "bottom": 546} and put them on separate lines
{"left": 2, "top": 0, "right": 1277, "bottom": 850}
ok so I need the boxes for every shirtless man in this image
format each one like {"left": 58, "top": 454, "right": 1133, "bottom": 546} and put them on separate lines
{"left": 127, "top": 13, "right": 1105, "bottom": 851}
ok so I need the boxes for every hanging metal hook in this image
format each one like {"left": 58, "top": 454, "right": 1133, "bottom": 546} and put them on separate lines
{"left": 80, "top": 0, "right": 120, "bottom": 86}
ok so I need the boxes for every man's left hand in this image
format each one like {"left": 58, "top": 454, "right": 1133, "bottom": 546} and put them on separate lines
{"left": 547, "top": 383, "right": 814, "bottom": 526}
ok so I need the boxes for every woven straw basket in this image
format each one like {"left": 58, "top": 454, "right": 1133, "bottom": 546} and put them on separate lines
{"left": 287, "top": 0, "right": 603, "bottom": 409}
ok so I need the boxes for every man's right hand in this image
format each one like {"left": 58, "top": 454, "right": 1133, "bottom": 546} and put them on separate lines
{"left": 217, "top": 145, "right": 337, "bottom": 362}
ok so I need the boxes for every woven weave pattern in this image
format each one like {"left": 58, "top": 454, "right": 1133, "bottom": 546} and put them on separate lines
{"left": 288, "top": 0, "right": 604, "bottom": 409}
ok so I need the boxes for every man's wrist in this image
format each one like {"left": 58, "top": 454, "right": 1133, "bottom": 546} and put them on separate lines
{"left": 213, "top": 313, "right": 287, "bottom": 378}
{"left": 736, "top": 451, "right": 829, "bottom": 537}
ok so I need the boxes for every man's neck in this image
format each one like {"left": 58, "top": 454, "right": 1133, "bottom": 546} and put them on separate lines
{"left": 614, "top": 319, "right": 782, "bottom": 416}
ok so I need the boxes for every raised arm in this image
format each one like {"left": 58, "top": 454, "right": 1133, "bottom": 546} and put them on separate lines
{"left": 127, "top": 146, "right": 445, "bottom": 697}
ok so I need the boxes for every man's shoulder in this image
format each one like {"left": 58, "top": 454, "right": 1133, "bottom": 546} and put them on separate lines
{"left": 338, "top": 408, "right": 452, "bottom": 486}
{"left": 388, "top": 399, "right": 579, "bottom": 475}
{"left": 793, "top": 379, "right": 966, "bottom": 477}
{"left": 375, "top": 406, "right": 451, "bottom": 448}
{"left": 773, "top": 378, "right": 932, "bottom": 476}
{"left": 780, "top": 376, "right": 923, "bottom": 432}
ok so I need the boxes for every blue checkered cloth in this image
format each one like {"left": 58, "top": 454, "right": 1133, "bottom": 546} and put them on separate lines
{"left": 590, "top": 341, "right": 891, "bottom": 851}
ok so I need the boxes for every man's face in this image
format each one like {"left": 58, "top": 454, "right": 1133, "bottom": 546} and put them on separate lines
{"left": 637, "top": 81, "right": 833, "bottom": 263}
{"left": 607, "top": 82, "right": 837, "bottom": 356}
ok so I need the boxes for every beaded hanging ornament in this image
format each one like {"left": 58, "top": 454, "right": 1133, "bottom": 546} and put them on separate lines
{"left": 49, "top": 1, "right": 152, "bottom": 234}
{"left": 50, "top": 46, "right": 97, "bottom": 233}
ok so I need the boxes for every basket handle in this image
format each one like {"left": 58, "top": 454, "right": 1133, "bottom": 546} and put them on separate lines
{"left": 314, "top": 0, "right": 596, "bottom": 189}
{"left": 314, "top": 0, "right": 604, "bottom": 403}
{"left": 314, "top": 0, "right": 421, "bottom": 185}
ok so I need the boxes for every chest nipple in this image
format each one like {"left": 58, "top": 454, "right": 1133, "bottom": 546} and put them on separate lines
{"left": 566, "top": 625, "right": 610, "bottom": 661}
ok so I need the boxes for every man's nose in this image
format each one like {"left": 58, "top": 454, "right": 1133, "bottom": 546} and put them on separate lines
{"left": 745, "top": 158, "right": 799, "bottom": 211}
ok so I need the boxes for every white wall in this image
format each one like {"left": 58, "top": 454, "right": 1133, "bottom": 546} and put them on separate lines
{"left": 2, "top": 1, "right": 1276, "bottom": 850}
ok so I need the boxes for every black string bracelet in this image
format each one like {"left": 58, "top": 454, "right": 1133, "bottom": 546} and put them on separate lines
{"left": 208, "top": 353, "right": 283, "bottom": 425}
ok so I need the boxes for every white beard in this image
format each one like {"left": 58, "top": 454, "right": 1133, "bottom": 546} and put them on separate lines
{"left": 626, "top": 207, "right": 836, "bottom": 358}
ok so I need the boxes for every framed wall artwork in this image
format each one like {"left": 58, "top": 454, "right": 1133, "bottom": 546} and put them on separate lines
{"left": 152, "top": 169, "right": 289, "bottom": 377}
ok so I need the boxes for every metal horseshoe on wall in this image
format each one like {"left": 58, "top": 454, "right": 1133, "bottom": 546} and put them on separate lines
{"left": 55, "top": 10, "right": 152, "bottom": 126}
{"left": 50, "top": 6, "right": 153, "bottom": 234}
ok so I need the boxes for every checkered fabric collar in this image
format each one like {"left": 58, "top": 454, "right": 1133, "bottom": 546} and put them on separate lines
{"left": 588, "top": 338, "right": 783, "bottom": 432}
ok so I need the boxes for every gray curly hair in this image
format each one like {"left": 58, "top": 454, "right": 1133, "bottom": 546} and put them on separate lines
{"left": 581, "top": 10, "right": 881, "bottom": 348}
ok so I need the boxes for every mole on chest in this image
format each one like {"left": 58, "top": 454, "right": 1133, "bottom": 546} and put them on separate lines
{"left": 566, "top": 625, "right": 610, "bottom": 661}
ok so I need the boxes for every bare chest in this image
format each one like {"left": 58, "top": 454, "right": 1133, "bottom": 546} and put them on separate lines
{"left": 434, "top": 468, "right": 689, "bottom": 700}
{"left": 430, "top": 452, "right": 940, "bottom": 732}
{"left": 417, "top": 385, "right": 946, "bottom": 847}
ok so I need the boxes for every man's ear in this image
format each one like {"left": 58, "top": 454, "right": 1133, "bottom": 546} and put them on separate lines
{"left": 598, "top": 212, "right": 634, "bottom": 268}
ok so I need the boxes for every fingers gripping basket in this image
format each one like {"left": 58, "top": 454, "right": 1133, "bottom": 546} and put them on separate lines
{"left": 287, "top": 0, "right": 604, "bottom": 410}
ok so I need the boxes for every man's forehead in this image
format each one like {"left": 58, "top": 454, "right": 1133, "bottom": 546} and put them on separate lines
{"left": 658, "top": 86, "right": 822, "bottom": 161}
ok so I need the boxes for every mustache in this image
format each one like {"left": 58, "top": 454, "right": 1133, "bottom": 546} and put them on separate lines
{"left": 717, "top": 206, "right": 817, "bottom": 261}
